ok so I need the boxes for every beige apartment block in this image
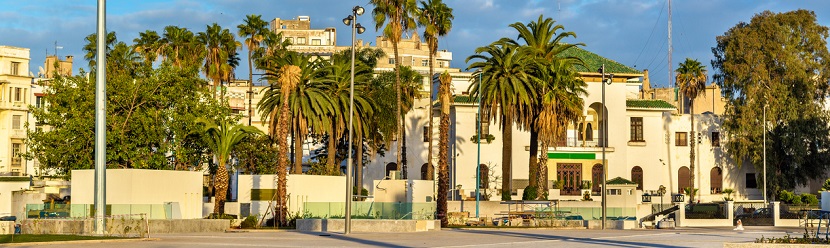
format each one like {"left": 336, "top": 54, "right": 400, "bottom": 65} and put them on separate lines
{"left": 0, "top": 46, "right": 33, "bottom": 176}
{"left": 271, "top": 16, "right": 337, "bottom": 57}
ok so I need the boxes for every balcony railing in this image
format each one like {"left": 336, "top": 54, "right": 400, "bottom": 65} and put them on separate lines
{"left": 555, "top": 138, "right": 606, "bottom": 148}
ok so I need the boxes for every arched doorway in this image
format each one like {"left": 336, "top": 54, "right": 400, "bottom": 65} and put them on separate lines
{"left": 478, "top": 164, "right": 489, "bottom": 189}
{"left": 710, "top": 167, "right": 723, "bottom": 194}
{"left": 385, "top": 163, "right": 397, "bottom": 178}
{"left": 678, "top": 166, "right": 690, "bottom": 193}
{"left": 421, "top": 163, "right": 432, "bottom": 180}
{"left": 631, "top": 166, "right": 644, "bottom": 190}
{"left": 592, "top": 164, "right": 603, "bottom": 194}
{"left": 586, "top": 123, "right": 593, "bottom": 141}
{"left": 558, "top": 163, "right": 582, "bottom": 196}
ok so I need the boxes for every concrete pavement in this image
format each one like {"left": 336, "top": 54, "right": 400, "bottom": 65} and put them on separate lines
{"left": 6, "top": 226, "right": 805, "bottom": 248}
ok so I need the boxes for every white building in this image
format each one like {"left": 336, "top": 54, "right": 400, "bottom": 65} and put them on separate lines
{"left": 0, "top": 45, "right": 34, "bottom": 176}
{"left": 361, "top": 47, "right": 763, "bottom": 203}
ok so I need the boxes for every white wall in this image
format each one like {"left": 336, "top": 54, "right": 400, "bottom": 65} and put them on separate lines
{"left": 237, "top": 174, "right": 346, "bottom": 217}
{"left": 71, "top": 169, "right": 203, "bottom": 219}
{"left": 0, "top": 181, "right": 31, "bottom": 216}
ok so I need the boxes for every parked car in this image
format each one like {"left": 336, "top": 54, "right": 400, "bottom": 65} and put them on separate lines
{"left": 736, "top": 208, "right": 771, "bottom": 219}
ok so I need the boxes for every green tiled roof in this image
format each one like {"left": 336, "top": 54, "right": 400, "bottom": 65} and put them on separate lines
{"left": 453, "top": 95, "right": 478, "bottom": 104}
{"left": 607, "top": 177, "right": 637, "bottom": 185}
{"left": 626, "top": 99, "right": 675, "bottom": 109}
{"left": 560, "top": 46, "right": 641, "bottom": 74}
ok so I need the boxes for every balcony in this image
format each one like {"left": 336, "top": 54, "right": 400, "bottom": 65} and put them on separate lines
{"left": 552, "top": 138, "right": 614, "bottom": 152}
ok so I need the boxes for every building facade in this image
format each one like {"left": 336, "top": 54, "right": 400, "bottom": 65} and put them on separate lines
{"left": 0, "top": 46, "right": 34, "bottom": 176}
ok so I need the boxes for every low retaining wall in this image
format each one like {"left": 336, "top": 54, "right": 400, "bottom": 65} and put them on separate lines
{"left": 0, "top": 221, "right": 14, "bottom": 234}
{"left": 585, "top": 220, "right": 637, "bottom": 229}
{"left": 725, "top": 243, "right": 830, "bottom": 248}
{"left": 19, "top": 219, "right": 230, "bottom": 235}
{"left": 296, "top": 219, "right": 440, "bottom": 233}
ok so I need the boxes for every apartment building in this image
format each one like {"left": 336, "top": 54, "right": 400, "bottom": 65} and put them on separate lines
{"left": 0, "top": 46, "right": 33, "bottom": 176}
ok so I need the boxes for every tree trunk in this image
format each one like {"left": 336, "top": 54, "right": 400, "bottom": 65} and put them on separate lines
{"left": 275, "top": 87, "right": 292, "bottom": 226}
{"left": 528, "top": 129, "right": 539, "bottom": 188}
{"left": 356, "top": 135, "right": 364, "bottom": 198}
{"left": 292, "top": 125, "right": 303, "bottom": 174}
{"left": 248, "top": 50, "right": 254, "bottom": 126}
{"left": 402, "top": 128, "right": 408, "bottom": 179}
{"left": 427, "top": 50, "right": 435, "bottom": 181}
{"left": 501, "top": 118, "right": 513, "bottom": 200}
{"left": 213, "top": 159, "right": 229, "bottom": 214}
{"left": 327, "top": 127, "right": 337, "bottom": 175}
{"left": 437, "top": 74, "right": 451, "bottom": 228}
{"left": 537, "top": 141, "right": 548, "bottom": 200}
{"left": 394, "top": 41, "right": 402, "bottom": 173}
{"left": 689, "top": 102, "right": 696, "bottom": 203}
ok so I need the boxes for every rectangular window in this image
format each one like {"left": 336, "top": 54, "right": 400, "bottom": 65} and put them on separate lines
{"left": 711, "top": 132, "right": 720, "bottom": 147}
{"left": 746, "top": 173, "right": 757, "bottom": 188}
{"left": 388, "top": 58, "right": 396, "bottom": 65}
{"left": 296, "top": 37, "right": 306, "bottom": 45}
{"left": 11, "top": 62, "right": 20, "bottom": 75}
{"left": 477, "top": 113, "right": 490, "bottom": 136}
{"left": 421, "top": 59, "right": 429, "bottom": 67}
{"left": 285, "top": 37, "right": 294, "bottom": 44}
{"left": 607, "top": 189, "right": 622, "bottom": 195}
{"left": 311, "top": 39, "right": 321, "bottom": 45}
{"left": 14, "top": 87, "right": 22, "bottom": 102}
{"left": 36, "top": 96, "right": 43, "bottom": 108}
{"left": 675, "top": 132, "right": 688, "bottom": 146}
{"left": 423, "top": 126, "right": 429, "bottom": 142}
{"left": 12, "top": 115, "right": 21, "bottom": 129}
{"left": 11, "top": 143, "right": 21, "bottom": 167}
{"left": 630, "top": 117, "right": 644, "bottom": 141}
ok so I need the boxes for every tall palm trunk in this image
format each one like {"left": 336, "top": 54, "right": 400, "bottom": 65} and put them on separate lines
{"left": 275, "top": 65, "right": 298, "bottom": 226}
{"left": 402, "top": 128, "right": 408, "bottom": 179}
{"left": 426, "top": 52, "right": 435, "bottom": 181}
{"left": 247, "top": 50, "right": 254, "bottom": 126}
{"left": 356, "top": 135, "right": 364, "bottom": 198}
{"left": 394, "top": 41, "right": 403, "bottom": 173}
{"left": 536, "top": 140, "right": 548, "bottom": 200}
{"left": 689, "top": 102, "right": 696, "bottom": 203}
{"left": 437, "top": 73, "right": 451, "bottom": 227}
{"left": 501, "top": 117, "right": 513, "bottom": 199}
{"left": 528, "top": 129, "right": 539, "bottom": 188}
{"left": 327, "top": 125, "right": 338, "bottom": 175}
{"left": 292, "top": 124, "right": 303, "bottom": 174}
{"left": 213, "top": 159, "right": 229, "bottom": 214}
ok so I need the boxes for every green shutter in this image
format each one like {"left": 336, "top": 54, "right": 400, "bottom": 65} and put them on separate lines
{"left": 251, "top": 189, "right": 278, "bottom": 201}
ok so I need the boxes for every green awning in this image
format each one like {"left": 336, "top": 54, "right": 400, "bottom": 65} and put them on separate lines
{"left": 548, "top": 152, "right": 596, "bottom": 160}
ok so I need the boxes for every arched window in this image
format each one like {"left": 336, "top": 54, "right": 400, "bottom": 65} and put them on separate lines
{"left": 710, "top": 167, "right": 723, "bottom": 194}
{"left": 421, "top": 163, "right": 432, "bottom": 180}
{"left": 592, "top": 164, "right": 603, "bottom": 193}
{"left": 479, "top": 164, "right": 489, "bottom": 189}
{"left": 385, "top": 163, "right": 397, "bottom": 178}
{"left": 586, "top": 123, "right": 594, "bottom": 141}
{"left": 631, "top": 166, "right": 644, "bottom": 190}
{"left": 678, "top": 166, "right": 691, "bottom": 193}
{"left": 578, "top": 123, "right": 584, "bottom": 141}
{"left": 558, "top": 163, "right": 582, "bottom": 196}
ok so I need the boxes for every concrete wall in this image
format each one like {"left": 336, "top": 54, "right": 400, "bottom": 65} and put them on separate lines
{"left": 71, "top": 169, "right": 203, "bottom": 219}
{"left": 19, "top": 219, "right": 230, "bottom": 235}
{"left": 373, "top": 179, "right": 435, "bottom": 203}
{"left": 0, "top": 180, "right": 30, "bottom": 217}
{"left": 235, "top": 174, "right": 345, "bottom": 218}
{"left": 296, "top": 219, "right": 440, "bottom": 233}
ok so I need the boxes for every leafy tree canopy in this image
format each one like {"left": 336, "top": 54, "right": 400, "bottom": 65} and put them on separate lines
{"left": 712, "top": 10, "right": 830, "bottom": 191}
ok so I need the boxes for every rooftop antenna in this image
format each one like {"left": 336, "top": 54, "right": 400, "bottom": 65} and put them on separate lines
{"left": 54, "top": 41, "right": 63, "bottom": 57}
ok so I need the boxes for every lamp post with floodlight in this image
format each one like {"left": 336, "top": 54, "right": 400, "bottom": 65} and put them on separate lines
{"left": 343, "top": 5, "right": 365, "bottom": 235}
{"left": 598, "top": 64, "right": 613, "bottom": 230}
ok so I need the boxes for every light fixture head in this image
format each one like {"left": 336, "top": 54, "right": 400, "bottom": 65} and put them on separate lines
{"left": 343, "top": 15, "right": 353, "bottom": 26}
{"left": 356, "top": 23, "right": 366, "bottom": 34}
{"left": 354, "top": 6, "right": 365, "bottom": 16}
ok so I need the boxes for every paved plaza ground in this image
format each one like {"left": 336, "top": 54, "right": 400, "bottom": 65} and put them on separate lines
{"left": 10, "top": 226, "right": 807, "bottom": 247}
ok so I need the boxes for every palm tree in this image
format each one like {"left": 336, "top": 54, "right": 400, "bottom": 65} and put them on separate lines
{"left": 160, "top": 26, "right": 203, "bottom": 69}
{"left": 467, "top": 41, "right": 537, "bottom": 200}
{"left": 371, "top": 0, "right": 418, "bottom": 173}
{"left": 258, "top": 52, "right": 332, "bottom": 175}
{"left": 506, "top": 15, "right": 581, "bottom": 191}
{"left": 238, "top": 14, "right": 269, "bottom": 126}
{"left": 198, "top": 118, "right": 262, "bottom": 215}
{"left": 82, "top": 31, "right": 117, "bottom": 69}
{"left": 676, "top": 58, "right": 707, "bottom": 203}
{"left": 417, "top": 0, "right": 454, "bottom": 181}
{"left": 133, "top": 30, "right": 161, "bottom": 66}
{"left": 436, "top": 71, "right": 453, "bottom": 227}
{"left": 198, "top": 23, "right": 240, "bottom": 99}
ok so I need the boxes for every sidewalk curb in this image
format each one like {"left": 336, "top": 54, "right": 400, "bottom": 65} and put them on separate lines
{"left": 1, "top": 238, "right": 158, "bottom": 246}
{"left": 225, "top": 229, "right": 296, "bottom": 233}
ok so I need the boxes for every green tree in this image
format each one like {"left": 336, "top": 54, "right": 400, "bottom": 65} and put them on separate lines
{"left": 197, "top": 23, "right": 240, "bottom": 99}
{"left": 238, "top": 14, "right": 270, "bottom": 126}
{"left": 198, "top": 118, "right": 262, "bottom": 215}
{"left": 676, "top": 58, "right": 707, "bottom": 203}
{"left": 232, "top": 135, "right": 278, "bottom": 174}
{"left": 82, "top": 31, "right": 117, "bottom": 69}
{"left": 417, "top": 0, "right": 454, "bottom": 182}
{"left": 467, "top": 41, "right": 536, "bottom": 201}
{"left": 371, "top": 0, "right": 418, "bottom": 172}
{"left": 712, "top": 10, "right": 830, "bottom": 195}
{"left": 133, "top": 30, "right": 162, "bottom": 66}
{"left": 160, "top": 26, "right": 204, "bottom": 69}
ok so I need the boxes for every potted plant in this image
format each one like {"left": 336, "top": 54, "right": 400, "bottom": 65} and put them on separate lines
{"left": 470, "top": 134, "right": 496, "bottom": 144}
{"left": 580, "top": 180, "right": 593, "bottom": 199}
{"left": 722, "top": 188, "right": 734, "bottom": 202}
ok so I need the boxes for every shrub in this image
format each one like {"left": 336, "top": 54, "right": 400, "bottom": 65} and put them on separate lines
{"left": 240, "top": 215, "right": 258, "bottom": 229}
{"left": 801, "top": 193, "right": 819, "bottom": 205}
{"left": 778, "top": 190, "right": 795, "bottom": 203}
{"left": 522, "top": 185, "right": 538, "bottom": 200}
{"left": 792, "top": 195, "right": 803, "bottom": 205}
{"left": 822, "top": 178, "right": 830, "bottom": 191}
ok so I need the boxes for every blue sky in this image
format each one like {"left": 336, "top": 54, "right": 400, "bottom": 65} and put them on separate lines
{"left": 2, "top": 0, "right": 829, "bottom": 87}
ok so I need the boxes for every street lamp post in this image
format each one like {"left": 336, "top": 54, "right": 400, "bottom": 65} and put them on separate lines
{"left": 94, "top": 0, "right": 108, "bottom": 235}
{"left": 343, "top": 6, "right": 365, "bottom": 235}
{"left": 763, "top": 105, "right": 767, "bottom": 205}
{"left": 476, "top": 71, "right": 482, "bottom": 218}
{"left": 598, "top": 64, "right": 613, "bottom": 230}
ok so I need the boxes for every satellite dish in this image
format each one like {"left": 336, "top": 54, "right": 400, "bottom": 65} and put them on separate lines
{"left": 38, "top": 66, "right": 46, "bottom": 78}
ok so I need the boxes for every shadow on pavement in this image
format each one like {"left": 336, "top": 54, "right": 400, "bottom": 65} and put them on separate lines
{"left": 452, "top": 229, "right": 686, "bottom": 248}
{"left": 298, "top": 232, "right": 407, "bottom": 248}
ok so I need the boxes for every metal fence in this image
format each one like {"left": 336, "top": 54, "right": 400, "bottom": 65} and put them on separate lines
{"left": 26, "top": 204, "right": 172, "bottom": 220}
{"left": 302, "top": 202, "right": 436, "bottom": 220}
{"left": 685, "top": 203, "right": 727, "bottom": 219}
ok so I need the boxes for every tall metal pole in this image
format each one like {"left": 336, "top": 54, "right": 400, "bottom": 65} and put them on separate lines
{"left": 345, "top": 11, "right": 358, "bottom": 235}
{"left": 600, "top": 64, "right": 606, "bottom": 230}
{"left": 94, "top": 0, "right": 107, "bottom": 235}
{"left": 763, "top": 105, "right": 767, "bottom": 205}
{"left": 668, "top": 0, "right": 673, "bottom": 88}
{"left": 475, "top": 71, "right": 482, "bottom": 218}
